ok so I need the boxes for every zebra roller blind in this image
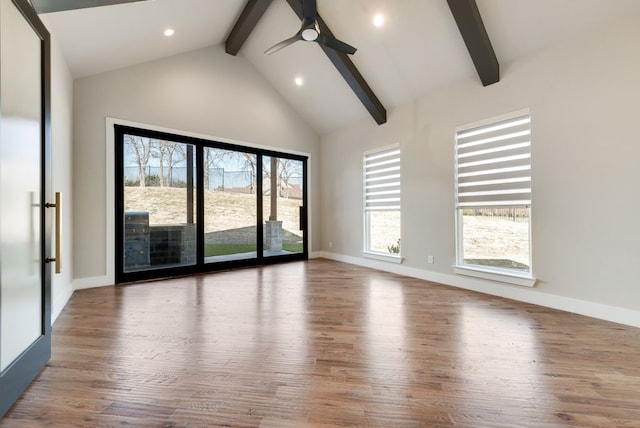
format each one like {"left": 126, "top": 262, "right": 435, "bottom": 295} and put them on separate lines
{"left": 364, "top": 146, "right": 401, "bottom": 212}
{"left": 456, "top": 112, "right": 531, "bottom": 207}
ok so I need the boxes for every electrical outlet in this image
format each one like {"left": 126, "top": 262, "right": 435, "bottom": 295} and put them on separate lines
{"left": 328, "top": 241, "right": 333, "bottom": 249}
{"left": 427, "top": 255, "right": 434, "bottom": 264}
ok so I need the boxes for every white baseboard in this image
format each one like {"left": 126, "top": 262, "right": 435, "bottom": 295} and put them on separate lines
{"left": 319, "top": 251, "right": 640, "bottom": 328}
{"left": 309, "top": 251, "right": 323, "bottom": 259}
{"left": 73, "top": 275, "right": 113, "bottom": 290}
{"left": 51, "top": 286, "right": 74, "bottom": 325}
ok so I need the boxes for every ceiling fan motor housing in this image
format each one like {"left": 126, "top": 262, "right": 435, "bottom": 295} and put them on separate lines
{"left": 301, "top": 20, "right": 319, "bottom": 41}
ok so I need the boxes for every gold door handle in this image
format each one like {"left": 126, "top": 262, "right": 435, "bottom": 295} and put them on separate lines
{"left": 45, "top": 192, "right": 61, "bottom": 274}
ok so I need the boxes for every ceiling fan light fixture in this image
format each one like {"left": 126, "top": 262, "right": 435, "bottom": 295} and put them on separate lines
{"left": 301, "top": 28, "right": 318, "bottom": 41}
{"left": 373, "top": 14, "right": 385, "bottom": 28}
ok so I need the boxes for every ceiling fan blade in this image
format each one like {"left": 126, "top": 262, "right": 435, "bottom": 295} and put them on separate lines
{"left": 31, "top": 0, "right": 148, "bottom": 14}
{"left": 265, "top": 34, "right": 302, "bottom": 55}
{"left": 317, "top": 34, "right": 357, "bottom": 55}
{"left": 303, "top": 0, "right": 317, "bottom": 22}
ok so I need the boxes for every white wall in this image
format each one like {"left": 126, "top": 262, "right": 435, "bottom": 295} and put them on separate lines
{"left": 50, "top": 35, "right": 74, "bottom": 322}
{"left": 320, "top": 15, "right": 640, "bottom": 326}
{"left": 73, "top": 45, "right": 319, "bottom": 284}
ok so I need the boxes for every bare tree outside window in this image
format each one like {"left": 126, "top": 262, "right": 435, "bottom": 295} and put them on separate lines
{"left": 164, "top": 142, "right": 184, "bottom": 186}
{"left": 278, "top": 158, "right": 302, "bottom": 199}
{"left": 153, "top": 141, "right": 168, "bottom": 187}
{"left": 209, "top": 150, "right": 257, "bottom": 192}
{"left": 126, "top": 135, "right": 154, "bottom": 187}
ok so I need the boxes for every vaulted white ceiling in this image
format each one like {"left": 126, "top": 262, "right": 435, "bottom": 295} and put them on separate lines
{"left": 39, "top": 0, "right": 640, "bottom": 134}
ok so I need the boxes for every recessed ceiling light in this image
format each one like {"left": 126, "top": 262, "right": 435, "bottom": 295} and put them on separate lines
{"left": 294, "top": 76, "right": 304, "bottom": 86}
{"left": 164, "top": 28, "right": 175, "bottom": 37}
{"left": 373, "top": 14, "right": 385, "bottom": 28}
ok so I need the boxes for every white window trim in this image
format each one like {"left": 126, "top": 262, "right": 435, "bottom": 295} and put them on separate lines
{"left": 454, "top": 109, "right": 535, "bottom": 286}
{"left": 363, "top": 250, "right": 403, "bottom": 264}
{"left": 453, "top": 265, "right": 536, "bottom": 287}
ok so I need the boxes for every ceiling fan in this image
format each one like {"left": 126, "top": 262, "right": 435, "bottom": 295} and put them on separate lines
{"left": 265, "top": 0, "right": 356, "bottom": 55}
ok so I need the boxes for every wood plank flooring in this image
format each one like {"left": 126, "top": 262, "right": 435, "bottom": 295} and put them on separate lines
{"left": 2, "top": 259, "right": 639, "bottom": 427}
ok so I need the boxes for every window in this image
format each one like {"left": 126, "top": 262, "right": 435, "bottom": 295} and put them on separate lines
{"left": 363, "top": 145, "right": 401, "bottom": 260}
{"left": 454, "top": 110, "right": 533, "bottom": 281}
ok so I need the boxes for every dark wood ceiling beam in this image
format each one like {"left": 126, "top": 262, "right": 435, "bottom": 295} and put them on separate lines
{"left": 225, "top": 0, "right": 273, "bottom": 56}
{"left": 447, "top": 0, "right": 499, "bottom": 86}
{"left": 319, "top": 46, "right": 387, "bottom": 126}
{"left": 285, "top": 0, "right": 386, "bottom": 125}
{"left": 31, "top": 0, "right": 146, "bottom": 14}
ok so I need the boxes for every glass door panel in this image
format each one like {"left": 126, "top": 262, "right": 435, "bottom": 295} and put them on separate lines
{"left": 262, "top": 156, "right": 304, "bottom": 257}
{"left": 204, "top": 147, "right": 257, "bottom": 263}
{"left": 1, "top": 0, "right": 52, "bottom": 418}
{"left": 122, "top": 136, "right": 196, "bottom": 272}
{"left": 0, "top": 0, "right": 43, "bottom": 372}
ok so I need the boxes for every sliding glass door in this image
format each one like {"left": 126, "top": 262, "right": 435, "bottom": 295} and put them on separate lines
{"left": 262, "top": 156, "right": 305, "bottom": 257}
{"left": 121, "top": 136, "right": 196, "bottom": 273}
{"left": 115, "top": 126, "right": 308, "bottom": 283}
{"left": 204, "top": 147, "right": 257, "bottom": 263}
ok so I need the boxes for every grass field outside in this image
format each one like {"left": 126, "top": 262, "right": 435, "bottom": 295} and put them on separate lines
{"left": 125, "top": 186, "right": 303, "bottom": 257}
{"left": 204, "top": 242, "right": 303, "bottom": 257}
{"left": 462, "top": 212, "right": 530, "bottom": 271}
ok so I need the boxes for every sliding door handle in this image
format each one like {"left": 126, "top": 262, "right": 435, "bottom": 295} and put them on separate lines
{"left": 45, "top": 192, "right": 61, "bottom": 274}
{"left": 299, "top": 205, "right": 306, "bottom": 231}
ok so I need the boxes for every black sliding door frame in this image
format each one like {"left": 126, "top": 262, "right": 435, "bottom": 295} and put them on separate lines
{"left": 114, "top": 125, "right": 308, "bottom": 283}
{"left": 255, "top": 153, "right": 265, "bottom": 259}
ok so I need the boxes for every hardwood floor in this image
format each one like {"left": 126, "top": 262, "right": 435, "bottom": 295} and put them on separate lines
{"left": 2, "top": 259, "right": 639, "bottom": 427}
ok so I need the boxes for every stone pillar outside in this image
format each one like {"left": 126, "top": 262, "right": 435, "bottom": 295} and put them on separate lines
{"left": 181, "top": 223, "right": 197, "bottom": 265}
{"left": 265, "top": 220, "right": 283, "bottom": 252}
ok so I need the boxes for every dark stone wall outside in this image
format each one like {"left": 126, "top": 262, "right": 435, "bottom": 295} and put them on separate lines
{"left": 124, "top": 211, "right": 196, "bottom": 269}
{"left": 149, "top": 224, "right": 196, "bottom": 266}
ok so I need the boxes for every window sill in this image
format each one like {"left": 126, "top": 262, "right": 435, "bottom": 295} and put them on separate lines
{"left": 453, "top": 265, "right": 536, "bottom": 287}
{"left": 363, "top": 251, "right": 403, "bottom": 264}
